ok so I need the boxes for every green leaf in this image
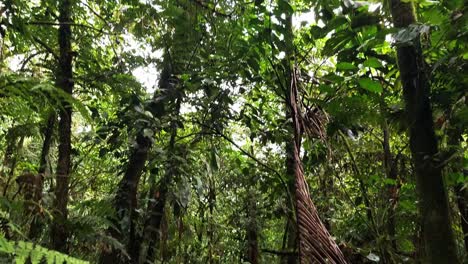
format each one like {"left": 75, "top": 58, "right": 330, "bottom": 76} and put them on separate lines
{"left": 323, "top": 30, "right": 354, "bottom": 56}
{"left": 336, "top": 62, "right": 357, "bottom": 71}
{"left": 318, "top": 84, "right": 333, "bottom": 93}
{"left": 0, "top": 235, "right": 15, "bottom": 253}
{"left": 358, "top": 78, "right": 382, "bottom": 93}
{"left": 310, "top": 26, "right": 326, "bottom": 39}
{"left": 463, "top": 52, "right": 468, "bottom": 60}
{"left": 277, "top": 0, "right": 294, "bottom": 15}
{"left": 363, "top": 57, "right": 383, "bottom": 68}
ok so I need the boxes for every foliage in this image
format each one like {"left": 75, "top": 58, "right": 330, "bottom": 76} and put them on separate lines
{"left": 0, "top": 0, "right": 466, "bottom": 263}
{"left": 0, "top": 235, "right": 88, "bottom": 264}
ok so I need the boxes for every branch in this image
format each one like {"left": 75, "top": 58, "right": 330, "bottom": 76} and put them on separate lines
{"left": 31, "top": 36, "right": 59, "bottom": 60}
{"left": 338, "top": 130, "right": 377, "bottom": 232}
{"left": 80, "top": 2, "right": 111, "bottom": 26}
{"left": 20, "top": 51, "right": 46, "bottom": 71}
{"left": 3, "top": 20, "right": 59, "bottom": 60}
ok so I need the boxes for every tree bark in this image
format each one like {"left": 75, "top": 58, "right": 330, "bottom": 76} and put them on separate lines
{"left": 280, "top": 5, "right": 298, "bottom": 263}
{"left": 141, "top": 111, "right": 179, "bottom": 263}
{"left": 2, "top": 128, "right": 23, "bottom": 197}
{"left": 137, "top": 94, "right": 180, "bottom": 263}
{"left": 389, "top": 1, "right": 459, "bottom": 262}
{"left": 246, "top": 189, "right": 259, "bottom": 264}
{"left": 99, "top": 132, "right": 152, "bottom": 263}
{"left": 2, "top": 127, "right": 16, "bottom": 189}
{"left": 29, "top": 112, "right": 55, "bottom": 240}
{"left": 447, "top": 123, "right": 468, "bottom": 253}
{"left": 50, "top": 0, "right": 74, "bottom": 254}
{"left": 281, "top": 1, "right": 347, "bottom": 262}
{"left": 282, "top": 143, "right": 298, "bottom": 264}
{"left": 100, "top": 55, "right": 174, "bottom": 264}
{"left": 142, "top": 181, "right": 168, "bottom": 263}
{"left": 455, "top": 183, "right": 468, "bottom": 253}
{"left": 380, "top": 100, "right": 399, "bottom": 252}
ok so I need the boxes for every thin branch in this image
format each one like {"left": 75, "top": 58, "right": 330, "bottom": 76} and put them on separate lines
{"left": 266, "top": 56, "right": 287, "bottom": 99}
{"left": 20, "top": 51, "right": 46, "bottom": 71}
{"left": 80, "top": 1, "right": 111, "bottom": 27}
{"left": 31, "top": 36, "right": 59, "bottom": 60}
{"left": 175, "top": 131, "right": 214, "bottom": 142}
{"left": 338, "top": 130, "right": 378, "bottom": 233}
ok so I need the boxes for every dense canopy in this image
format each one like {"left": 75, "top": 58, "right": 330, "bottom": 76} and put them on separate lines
{"left": 0, "top": 0, "right": 467, "bottom": 263}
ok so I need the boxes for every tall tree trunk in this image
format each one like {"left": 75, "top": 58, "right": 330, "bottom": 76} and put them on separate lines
{"left": 281, "top": 1, "right": 346, "bottom": 262}
{"left": 447, "top": 123, "right": 468, "bottom": 253}
{"left": 289, "top": 71, "right": 347, "bottom": 264}
{"left": 456, "top": 184, "right": 468, "bottom": 253}
{"left": 29, "top": 112, "right": 55, "bottom": 240}
{"left": 100, "top": 55, "right": 173, "bottom": 264}
{"left": 2, "top": 129, "right": 23, "bottom": 197}
{"left": 380, "top": 99, "right": 399, "bottom": 252}
{"left": 245, "top": 141, "right": 260, "bottom": 264}
{"left": 50, "top": 0, "right": 74, "bottom": 254}
{"left": 140, "top": 97, "right": 180, "bottom": 264}
{"left": 280, "top": 4, "right": 298, "bottom": 262}
{"left": 389, "top": 1, "right": 459, "bottom": 262}
{"left": 282, "top": 144, "right": 298, "bottom": 264}
{"left": 142, "top": 180, "right": 168, "bottom": 263}
{"left": 246, "top": 189, "right": 259, "bottom": 264}
{"left": 2, "top": 127, "right": 16, "bottom": 191}
{"left": 99, "top": 132, "right": 152, "bottom": 264}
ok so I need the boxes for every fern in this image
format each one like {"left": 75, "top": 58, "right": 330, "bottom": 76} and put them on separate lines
{"left": 0, "top": 235, "right": 89, "bottom": 264}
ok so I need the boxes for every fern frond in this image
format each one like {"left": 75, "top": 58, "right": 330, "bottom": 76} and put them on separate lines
{"left": 0, "top": 235, "right": 89, "bottom": 264}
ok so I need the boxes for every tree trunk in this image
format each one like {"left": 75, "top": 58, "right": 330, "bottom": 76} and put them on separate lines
{"left": 447, "top": 122, "right": 468, "bottom": 253}
{"left": 100, "top": 55, "right": 174, "bottom": 264}
{"left": 380, "top": 100, "right": 399, "bottom": 252}
{"left": 456, "top": 183, "right": 468, "bottom": 253}
{"left": 99, "top": 132, "right": 152, "bottom": 263}
{"left": 29, "top": 112, "right": 55, "bottom": 240}
{"left": 2, "top": 127, "right": 16, "bottom": 192}
{"left": 281, "top": 1, "right": 347, "bottom": 262}
{"left": 139, "top": 98, "right": 180, "bottom": 264}
{"left": 50, "top": 0, "right": 74, "bottom": 254}
{"left": 389, "top": 1, "right": 459, "bottom": 262}
{"left": 282, "top": 143, "right": 298, "bottom": 264}
{"left": 142, "top": 181, "right": 168, "bottom": 263}
{"left": 2, "top": 129, "right": 23, "bottom": 197}
{"left": 280, "top": 4, "right": 298, "bottom": 263}
{"left": 246, "top": 189, "right": 259, "bottom": 264}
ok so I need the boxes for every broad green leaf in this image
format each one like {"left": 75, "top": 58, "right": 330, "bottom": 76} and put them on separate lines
{"left": 310, "top": 26, "right": 326, "bottom": 39}
{"left": 358, "top": 78, "right": 382, "bottom": 93}
{"left": 336, "top": 62, "right": 357, "bottom": 71}
{"left": 277, "top": 0, "right": 294, "bottom": 15}
{"left": 363, "top": 57, "right": 383, "bottom": 68}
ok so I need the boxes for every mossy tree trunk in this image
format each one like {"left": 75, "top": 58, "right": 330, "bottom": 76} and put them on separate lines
{"left": 389, "top": 1, "right": 459, "bottom": 262}
{"left": 29, "top": 112, "right": 55, "bottom": 240}
{"left": 50, "top": 0, "right": 73, "bottom": 253}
